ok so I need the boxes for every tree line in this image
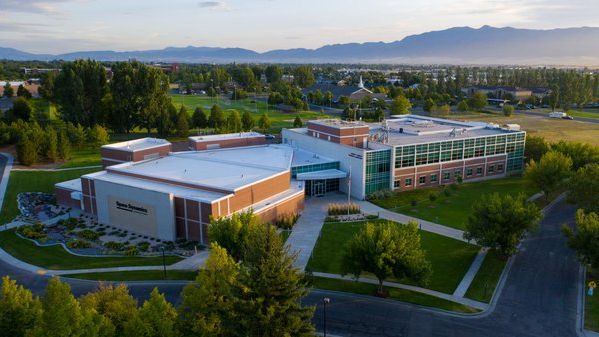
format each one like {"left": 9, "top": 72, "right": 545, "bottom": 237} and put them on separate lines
{"left": 0, "top": 213, "right": 315, "bottom": 337}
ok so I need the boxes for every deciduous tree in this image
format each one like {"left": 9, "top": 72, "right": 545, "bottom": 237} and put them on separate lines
{"left": 0, "top": 276, "right": 42, "bottom": 337}
{"left": 390, "top": 95, "right": 412, "bottom": 115}
{"left": 564, "top": 210, "right": 599, "bottom": 268}
{"left": 241, "top": 111, "right": 254, "bottom": 131}
{"left": 568, "top": 164, "right": 599, "bottom": 213}
{"left": 524, "top": 151, "right": 573, "bottom": 199}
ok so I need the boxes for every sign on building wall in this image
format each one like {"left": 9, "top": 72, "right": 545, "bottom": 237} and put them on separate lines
{"left": 108, "top": 196, "right": 158, "bottom": 237}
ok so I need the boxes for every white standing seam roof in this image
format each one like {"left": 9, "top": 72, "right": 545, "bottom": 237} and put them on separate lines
{"left": 55, "top": 178, "right": 82, "bottom": 191}
{"left": 101, "top": 137, "right": 171, "bottom": 152}
{"left": 189, "top": 132, "right": 264, "bottom": 142}
{"left": 106, "top": 144, "right": 294, "bottom": 192}
{"left": 291, "top": 148, "right": 338, "bottom": 167}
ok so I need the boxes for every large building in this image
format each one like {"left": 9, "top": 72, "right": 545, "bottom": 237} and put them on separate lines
{"left": 282, "top": 115, "right": 526, "bottom": 199}
{"left": 56, "top": 115, "right": 525, "bottom": 242}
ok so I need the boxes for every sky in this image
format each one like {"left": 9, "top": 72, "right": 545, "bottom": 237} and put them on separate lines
{"left": 0, "top": 0, "right": 598, "bottom": 54}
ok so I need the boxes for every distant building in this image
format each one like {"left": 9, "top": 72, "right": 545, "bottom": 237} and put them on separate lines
{"left": 461, "top": 85, "right": 532, "bottom": 101}
{"left": 22, "top": 68, "right": 59, "bottom": 76}
{"left": 0, "top": 80, "right": 40, "bottom": 98}
{"left": 302, "top": 76, "right": 386, "bottom": 104}
{"left": 151, "top": 63, "right": 180, "bottom": 73}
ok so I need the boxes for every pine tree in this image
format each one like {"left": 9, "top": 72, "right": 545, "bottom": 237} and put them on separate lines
{"left": 257, "top": 112, "right": 271, "bottom": 131}
{"left": 241, "top": 111, "right": 254, "bottom": 131}
{"left": 226, "top": 110, "right": 242, "bottom": 133}
{"left": 176, "top": 107, "right": 190, "bottom": 138}
{"left": 57, "top": 130, "right": 72, "bottom": 160}
{"left": 209, "top": 105, "right": 225, "bottom": 130}
{"left": 87, "top": 125, "right": 109, "bottom": 146}
{"left": 192, "top": 107, "right": 208, "bottom": 129}
{"left": 293, "top": 115, "right": 303, "bottom": 128}
{"left": 3, "top": 82, "right": 14, "bottom": 97}
{"left": 238, "top": 225, "right": 315, "bottom": 337}
{"left": 178, "top": 243, "right": 242, "bottom": 337}
{"left": 0, "top": 276, "right": 42, "bottom": 337}
{"left": 45, "top": 127, "right": 59, "bottom": 162}
{"left": 16, "top": 132, "right": 38, "bottom": 166}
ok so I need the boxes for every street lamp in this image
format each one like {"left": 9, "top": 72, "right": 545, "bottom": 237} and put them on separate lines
{"left": 323, "top": 297, "right": 331, "bottom": 337}
{"left": 161, "top": 246, "right": 167, "bottom": 280}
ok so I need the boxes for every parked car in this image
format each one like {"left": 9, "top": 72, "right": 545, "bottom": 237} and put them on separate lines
{"left": 562, "top": 115, "right": 574, "bottom": 120}
{"left": 264, "top": 134, "right": 276, "bottom": 140}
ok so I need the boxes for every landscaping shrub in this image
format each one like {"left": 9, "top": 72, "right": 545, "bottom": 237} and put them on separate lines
{"left": 104, "top": 241, "right": 125, "bottom": 251}
{"left": 274, "top": 213, "right": 299, "bottom": 230}
{"left": 66, "top": 239, "right": 91, "bottom": 249}
{"left": 76, "top": 229, "right": 100, "bottom": 241}
{"left": 324, "top": 216, "right": 337, "bottom": 223}
{"left": 177, "top": 240, "right": 200, "bottom": 250}
{"left": 366, "top": 214, "right": 379, "bottom": 220}
{"left": 18, "top": 223, "right": 46, "bottom": 240}
{"left": 328, "top": 203, "right": 360, "bottom": 216}
{"left": 137, "top": 241, "right": 150, "bottom": 252}
{"left": 429, "top": 193, "right": 438, "bottom": 202}
{"left": 367, "top": 189, "right": 393, "bottom": 200}
{"left": 125, "top": 245, "right": 139, "bottom": 256}
{"left": 62, "top": 217, "right": 80, "bottom": 230}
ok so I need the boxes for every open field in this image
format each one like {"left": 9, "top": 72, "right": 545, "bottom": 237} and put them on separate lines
{"left": 307, "top": 220, "right": 480, "bottom": 294}
{"left": 464, "top": 251, "right": 507, "bottom": 303}
{"left": 370, "top": 177, "right": 534, "bottom": 230}
{"left": 0, "top": 229, "right": 182, "bottom": 269}
{"left": 63, "top": 270, "right": 197, "bottom": 281}
{"left": 59, "top": 146, "right": 102, "bottom": 168}
{"left": 443, "top": 111, "right": 599, "bottom": 146}
{"left": 171, "top": 94, "right": 330, "bottom": 133}
{"left": 0, "top": 168, "right": 101, "bottom": 224}
{"left": 311, "top": 277, "right": 479, "bottom": 313}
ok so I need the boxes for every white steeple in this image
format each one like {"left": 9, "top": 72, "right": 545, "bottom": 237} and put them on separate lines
{"left": 358, "top": 75, "right": 364, "bottom": 89}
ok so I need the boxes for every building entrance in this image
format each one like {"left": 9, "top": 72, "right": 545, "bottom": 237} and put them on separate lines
{"left": 305, "top": 179, "right": 340, "bottom": 197}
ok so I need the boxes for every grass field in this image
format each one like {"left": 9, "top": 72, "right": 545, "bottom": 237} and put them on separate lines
{"left": 0, "top": 229, "right": 182, "bottom": 269}
{"left": 311, "top": 277, "right": 479, "bottom": 313}
{"left": 464, "top": 251, "right": 507, "bottom": 303}
{"left": 370, "top": 177, "right": 534, "bottom": 230}
{"left": 59, "top": 146, "right": 102, "bottom": 168}
{"left": 0, "top": 168, "right": 101, "bottom": 224}
{"left": 307, "top": 220, "right": 480, "bottom": 294}
{"left": 585, "top": 268, "right": 599, "bottom": 331}
{"left": 444, "top": 111, "right": 599, "bottom": 146}
{"left": 63, "top": 270, "right": 198, "bottom": 281}
{"left": 171, "top": 94, "right": 330, "bottom": 133}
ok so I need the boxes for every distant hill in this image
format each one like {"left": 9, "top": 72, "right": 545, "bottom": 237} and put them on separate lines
{"left": 2, "top": 26, "right": 599, "bottom": 65}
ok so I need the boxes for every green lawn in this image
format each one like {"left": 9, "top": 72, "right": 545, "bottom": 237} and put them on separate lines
{"left": 59, "top": 147, "right": 102, "bottom": 168}
{"left": 311, "top": 277, "right": 479, "bottom": 314}
{"left": 307, "top": 220, "right": 480, "bottom": 294}
{"left": 171, "top": 94, "right": 330, "bottom": 133}
{"left": 0, "top": 229, "right": 182, "bottom": 270}
{"left": 565, "top": 110, "right": 599, "bottom": 120}
{"left": 371, "top": 177, "right": 535, "bottom": 230}
{"left": 0, "top": 168, "right": 101, "bottom": 224}
{"left": 585, "top": 268, "right": 599, "bottom": 331}
{"left": 63, "top": 270, "right": 198, "bottom": 281}
{"left": 464, "top": 251, "right": 507, "bottom": 303}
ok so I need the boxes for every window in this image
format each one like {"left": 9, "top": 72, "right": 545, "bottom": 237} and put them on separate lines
{"left": 405, "top": 178, "right": 412, "bottom": 186}
{"left": 394, "top": 180, "right": 401, "bottom": 188}
{"left": 466, "top": 168, "right": 473, "bottom": 177}
{"left": 419, "top": 176, "right": 426, "bottom": 184}
{"left": 431, "top": 174, "right": 438, "bottom": 182}
{"left": 476, "top": 167, "right": 483, "bottom": 175}
{"left": 497, "top": 164, "right": 504, "bottom": 172}
{"left": 443, "top": 172, "right": 451, "bottom": 180}
{"left": 454, "top": 169, "right": 462, "bottom": 178}
{"left": 488, "top": 165, "right": 495, "bottom": 173}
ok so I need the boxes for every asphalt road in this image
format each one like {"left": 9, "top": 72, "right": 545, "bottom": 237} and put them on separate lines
{"left": 0, "top": 152, "right": 582, "bottom": 336}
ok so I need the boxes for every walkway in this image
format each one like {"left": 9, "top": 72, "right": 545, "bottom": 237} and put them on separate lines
{"left": 313, "top": 271, "right": 489, "bottom": 311}
{"left": 286, "top": 193, "right": 347, "bottom": 270}
{"left": 453, "top": 248, "right": 488, "bottom": 297}
{"left": 356, "top": 200, "right": 468, "bottom": 242}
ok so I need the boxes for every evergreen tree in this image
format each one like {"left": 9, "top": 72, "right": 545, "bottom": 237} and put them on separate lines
{"left": 0, "top": 276, "right": 42, "bottom": 337}
{"left": 17, "top": 84, "right": 32, "bottom": 98}
{"left": 192, "top": 107, "right": 208, "bottom": 129}
{"left": 241, "top": 111, "right": 254, "bottom": 131}
{"left": 239, "top": 224, "right": 315, "bottom": 337}
{"left": 3, "top": 82, "right": 14, "bottom": 97}
{"left": 293, "top": 115, "right": 303, "bottom": 128}
{"left": 503, "top": 104, "right": 514, "bottom": 116}
{"left": 10, "top": 97, "right": 33, "bottom": 121}
{"left": 257, "top": 112, "right": 271, "bottom": 131}
{"left": 568, "top": 164, "right": 599, "bottom": 213}
{"left": 66, "top": 123, "right": 86, "bottom": 148}
{"left": 468, "top": 91, "right": 487, "bottom": 110}
{"left": 156, "top": 104, "right": 176, "bottom": 137}
{"left": 57, "top": 130, "right": 71, "bottom": 160}
{"left": 45, "top": 127, "right": 59, "bottom": 162}
{"left": 16, "top": 132, "right": 37, "bottom": 166}
{"left": 178, "top": 243, "right": 241, "bottom": 337}
{"left": 226, "top": 110, "right": 242, "bottom": 133}
{"left": 176, "top": 106, "right": 190, "bottom": 137}
{"left": 87, "top": 125, "right": 109, "bottom": 146}
{"left": 124, "top": 288, "right": 177, "bottom": 337}
{"left": 423, "top": 98, "right": 436, "bottom": 112}
{"left": 209, "top": 105, "right": 225, "bottom": 130}
{"left": 457, "top": 100, "right": 469, "bottom": 112}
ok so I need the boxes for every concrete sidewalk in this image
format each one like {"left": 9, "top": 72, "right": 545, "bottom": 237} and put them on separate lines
{"left": 453, "top": 248, "right": 488, "bottom": 297}
{"left": 356, "top": 200, "right": 468, "bottom": 242}
{"left": 312, "top": 271, "right": 489, "bottom": 311}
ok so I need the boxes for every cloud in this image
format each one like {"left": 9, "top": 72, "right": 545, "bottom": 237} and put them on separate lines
{"left": 0, "top": 0, "right": 73, "bottom": 14}
{"left": 198, "top": 1, "right": 229, "bottom": 10}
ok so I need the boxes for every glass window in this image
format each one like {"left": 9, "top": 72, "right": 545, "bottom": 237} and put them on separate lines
{"left": 429, "top": 143, "right": 440, "bottom": 152}
{"left": 488, "top": 165, "right": 495, "bottom": 173}
{"left": 476, "top": 167, "right": 483, "bottom": 175}
{"left": 497, "top": 164, "right": 504, "bottom": 172}
{"left": 431, "top": 174, "right": 438, "bottom": 182}
{"left": 443, "top": 172, "right": 451, "bottom": 180}
{"left": 451, "top": 149, "right": 462, "bottom": 160}
{"left": 405, "top": 178, "right": 412, "bottom": 186}
{"left": 454, "top": 169, "right": 462, "bottom": 178}
{"left": 416, "top": 154, "right": 427, "bottom": 165}
{"left": 466, "top": 168, "right": 473, "bottom": 176}
{"left": 419, "top": 176, "right": 426, "bottom": 184}
{"left": 441, "top": 151, "right": 452, "bottom": 162}
{"left": 394, "top": 180, "right": 400, "bottom": 188}
{"left": 452, "top": 140, "right": 464, "bottom": 149}
{"left": 441, "top": 141, "right": 452, "bottom": 151}
{"left": 416, "top": 144, "right": 428, "bottom": 154}
{"left": 427, "top": 152, "right": 439, "bottom": 164}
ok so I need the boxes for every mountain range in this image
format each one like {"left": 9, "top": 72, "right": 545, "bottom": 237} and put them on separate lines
{"left": 2, "top": 26, "right": 599, "bottom": 65}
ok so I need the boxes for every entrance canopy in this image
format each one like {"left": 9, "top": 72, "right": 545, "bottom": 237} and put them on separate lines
{"left": 296, "top": 169, "right": 347, "bottom": 181}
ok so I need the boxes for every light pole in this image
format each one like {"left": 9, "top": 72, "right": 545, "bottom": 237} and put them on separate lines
{"left": 323, "top": 297, "right": 330, "bottom": 337}
{"left": 161, "top": 246, "right": 167, "bottom": 280}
